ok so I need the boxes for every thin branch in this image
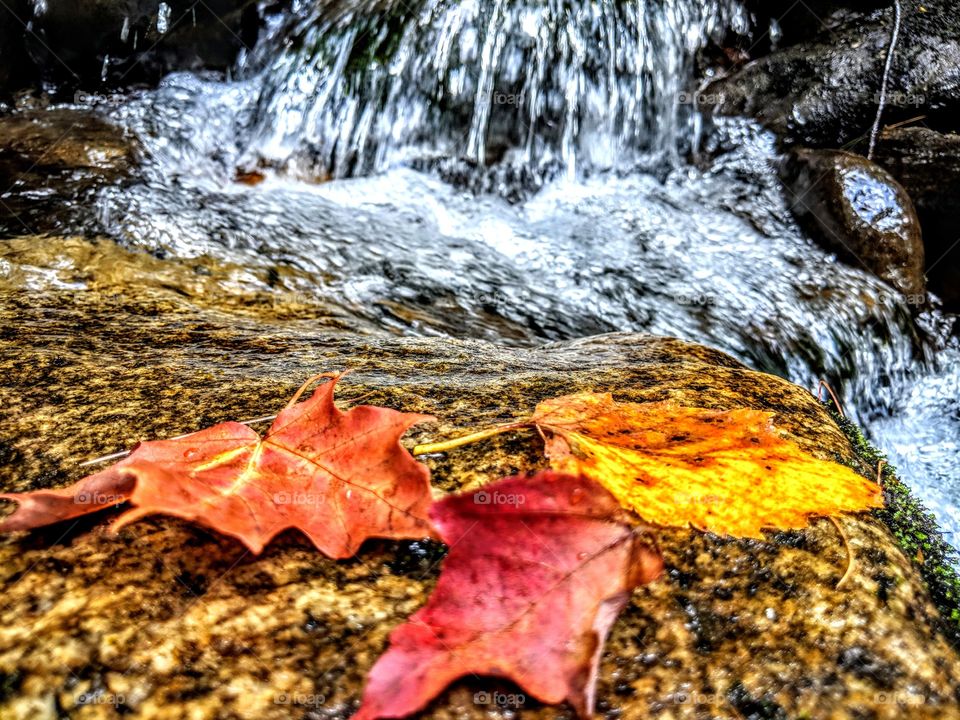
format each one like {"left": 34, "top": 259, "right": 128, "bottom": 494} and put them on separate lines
{"left": 816, "top": 380, "right": 846, "bottom": 418}
{"left": 868, "top": 0, "right": 903, "bottom": 160}
{"left": 76, "top": 414, "right": 278, "bottom": 467}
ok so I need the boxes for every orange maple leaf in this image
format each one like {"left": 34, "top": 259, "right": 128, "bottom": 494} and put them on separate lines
{"left": 416, "top": 392, "right": 882, "bottom": 538}
{"left": 0, "top": 374, "right": 435, "bottom": 556}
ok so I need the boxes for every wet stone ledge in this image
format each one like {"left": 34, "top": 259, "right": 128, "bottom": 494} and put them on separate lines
{"left": 0, "top": 286, "right": 957, "bottom": 719}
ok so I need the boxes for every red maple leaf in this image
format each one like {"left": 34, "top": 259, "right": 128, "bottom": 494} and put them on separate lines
{"left": 354, "top": 471, "right": 663, "bottom": 719}
{"left": 0, "top": 374, "right": 435, "bottom": 557}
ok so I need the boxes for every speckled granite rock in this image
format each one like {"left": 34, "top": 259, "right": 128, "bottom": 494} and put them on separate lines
{"left": 0, "top": 243, "right": 958, "bottom": 720}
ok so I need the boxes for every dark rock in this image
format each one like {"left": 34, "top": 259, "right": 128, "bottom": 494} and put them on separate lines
{"left": 704, "top": 0, "right": 960, "bottom": 148}
{"left": 738, "top": 0, "right": 888, "bottom": 57}
{"left": 0, "top": 108, "right": 140, "bottom": 237}
{"left": 5, "top": 0, "right": 263, "bottom": 93}
{"left": 873, "top": 126, "right": 960, "bottom": 310}
{"left": 0, "top": 1, "right": 39, "bottom": 96}
{"left": 779, "top": 148, "right": 925, "bottom": 297}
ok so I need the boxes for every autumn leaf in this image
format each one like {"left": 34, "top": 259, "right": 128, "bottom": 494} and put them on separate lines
{"left": 415, "top": 392, "right": 882, "bottom": 538}
{"left": 354, "top": 471, "right": 663, "bottom": 720}
{"left": 0, "top": 374, "right": 435, "bottom": 556}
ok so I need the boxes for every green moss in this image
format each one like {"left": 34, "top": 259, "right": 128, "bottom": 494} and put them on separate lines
{"left": 344, "top": 2, "right": 416, "bottom": 79}
{"left": 827, "top": 403, "right": 960, "bottom": 642}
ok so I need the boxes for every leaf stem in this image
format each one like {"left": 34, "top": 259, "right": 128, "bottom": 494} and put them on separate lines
{"left": 413, "top": 423, "right": 524, "bottom": 456}
{"left": 286, "top": 371, "right": 342, "bottom": 409}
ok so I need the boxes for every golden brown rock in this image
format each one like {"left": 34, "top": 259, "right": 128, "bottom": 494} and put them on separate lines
{"left": 0, "top": 244, "right": 957, "bottom": 719}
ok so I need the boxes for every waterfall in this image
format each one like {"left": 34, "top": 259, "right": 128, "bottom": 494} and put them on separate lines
{"left": 239, "top": 0, "right": 748, "bottom": 180}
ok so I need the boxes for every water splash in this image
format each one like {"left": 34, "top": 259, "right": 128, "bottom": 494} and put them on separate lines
{"left": 157, "top": 2, "right": 172, "bottom": 34}
{"left": 238, "top": 0, "right": 747, "bottom": 179}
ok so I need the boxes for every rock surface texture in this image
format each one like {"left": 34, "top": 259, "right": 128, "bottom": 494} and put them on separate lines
{"left": 705, "top": 0, "right": 960, "bottom": 148}
{"left": 0, "top": 266, "right": 957, "bottom": 719}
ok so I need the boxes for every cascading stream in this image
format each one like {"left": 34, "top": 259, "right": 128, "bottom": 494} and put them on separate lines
{"left": 238, "top": 0, "right": 747, "bottom": 179}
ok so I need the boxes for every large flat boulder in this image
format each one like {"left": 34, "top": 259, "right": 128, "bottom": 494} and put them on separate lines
{"left": 0, "top": 256, "right": 957, "bottom": 719}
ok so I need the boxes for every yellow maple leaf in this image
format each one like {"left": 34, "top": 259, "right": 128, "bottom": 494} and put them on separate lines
{"left": 417, "top": 392, "right": 883, "bottom": 538}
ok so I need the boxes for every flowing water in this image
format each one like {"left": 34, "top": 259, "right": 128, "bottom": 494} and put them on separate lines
{"left": 9, "top": 0, "right": 960, "bottom": 544}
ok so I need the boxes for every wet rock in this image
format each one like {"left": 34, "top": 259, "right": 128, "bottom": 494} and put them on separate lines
{"left": 704, "top": 0, "right": 960, "bottom": 148}
{"left": 0, "top": 1, "right": 38, "bottom": 96}
{"left": 7, "top": 0, "right": 262, "bottom": 91}
{"left": 0, "top": 252, "right": 957, "bottom": 719}
{"left": 0, "top": 108, "right": 140, "bottom": 237}
{"left": 736, "top": 0, "right": 888, "bottom": 58}
{"left": 873, "top": 126, "right": 960, "bottom": 311}
{"left": 779, "top": 148, "right": 925, "bottom": 297}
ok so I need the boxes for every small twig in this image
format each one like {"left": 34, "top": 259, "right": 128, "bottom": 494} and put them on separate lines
{"left": 534, "top": 424, "right": 548, "bottom": 444}
{"left": 868, "top": 0, "right": 903, "bottom": 160}
{"left": 345, "top": 389, "right": 379, "bottom": 405}
{"left": 876, "top": 458, "right": 887, "bottom": 485}
{"left": 883, "top": 114, "right": 927, "bottom": 132}
{"left": 829, "top": 515, "right": 856, "bottom": 590}
{"left": 816, "top": 380, "right": 846, "bottom": 418}
{"left": 77, "top": 449, "right": 132, "bottom": 467}
{"left": 413, "top": 423, "right": 524, "bottom": 456}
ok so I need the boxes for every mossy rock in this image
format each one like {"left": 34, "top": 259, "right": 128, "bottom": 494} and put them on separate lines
{"left": 0, "top": 281, "right": 958, "bottom": 719}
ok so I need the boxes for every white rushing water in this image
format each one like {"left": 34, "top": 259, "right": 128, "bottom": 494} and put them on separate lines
{"left": 238, "top": 0, "right": 748, "bottom": 178}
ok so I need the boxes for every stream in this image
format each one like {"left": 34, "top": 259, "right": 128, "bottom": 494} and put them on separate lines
{"left": 9, "top": 0, "right": 960, "bottom": 547}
